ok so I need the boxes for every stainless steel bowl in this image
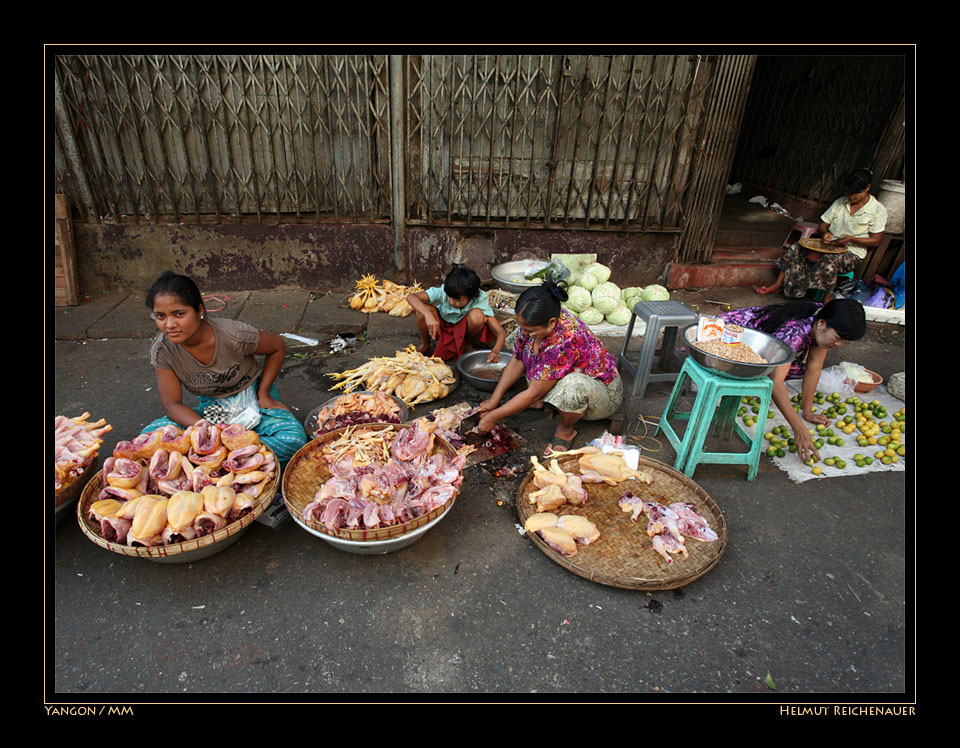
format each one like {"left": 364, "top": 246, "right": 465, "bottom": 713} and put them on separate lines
{"left": 683, "top": 324, "right": 794, "bottom": 379}
{"left": 305, "top": 390, "right": 409, "bottom": 436}
{"left": 291, "top": 509, "right": 451, "bottom": 555}
{"left": 457, "top": 350, "right": 513, "bottom": 391}
{"left": 491, "top": 260, "right": 570, "bottom": 295}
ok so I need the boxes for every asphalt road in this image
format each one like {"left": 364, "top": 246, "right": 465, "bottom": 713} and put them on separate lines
{"left": 49, "top": 287, "right": 912, "bottom": 702}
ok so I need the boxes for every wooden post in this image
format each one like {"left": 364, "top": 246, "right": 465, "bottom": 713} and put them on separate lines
{"left": 54, "top": 194, "right": 80, "bottom": 306}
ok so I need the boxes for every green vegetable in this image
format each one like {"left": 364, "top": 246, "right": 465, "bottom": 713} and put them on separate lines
{"left": 605, "top": 305, "right": 632, "bottom": 326}
{"left": 576, "top": 272, "right": 600, "bottom": 292}
{"left": 640, "top": 284, "right": 670, "bottom": 301}
{"left": 583, "top": 262, "right": 611, "bottom": 284}
{"left": 591, "top": 281, "right": 622, "bottom": 314}
{"left": 579, "top": 308, "right": 604, "bottom": 325}
{"left": 566, "top": 286, "right": 593, "bottom": 313}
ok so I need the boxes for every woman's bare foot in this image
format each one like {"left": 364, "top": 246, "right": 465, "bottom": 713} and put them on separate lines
{"left": 416, "top": 342, "right": 433, "bottom": 355}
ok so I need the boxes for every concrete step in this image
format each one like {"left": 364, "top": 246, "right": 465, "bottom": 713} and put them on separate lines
{"left": 666, "top": 260, "right": 778, "bottom": 290}
{"left": 710, "top": 246, "right": 783, "bottom": 263}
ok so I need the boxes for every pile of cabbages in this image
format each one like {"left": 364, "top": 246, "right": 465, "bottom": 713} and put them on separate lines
{"left": 561, "top": 262, "right": 670, "bottom": 326}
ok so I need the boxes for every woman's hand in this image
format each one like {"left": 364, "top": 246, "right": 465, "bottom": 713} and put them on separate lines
{"left": 477, "top": 412, "right": 499, "bottom": 434}
{"left": 792, "top": 424, "right": 821, "bottom": 463}
{"left": 802, "top": 407, "right": 830, "bottom": 427}
{"left": 486, "top": 349, "right": 502, "bottom": 363}
{"left": 477, "top": 396, "right": 500, "bottom": 413}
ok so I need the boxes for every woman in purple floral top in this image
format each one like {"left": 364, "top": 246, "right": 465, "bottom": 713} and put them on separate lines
{"left": 717, "top": 299, "right": 866, "bottom": 462}
{"left": 476, "top": 281, "right": 623, "bottom": 453}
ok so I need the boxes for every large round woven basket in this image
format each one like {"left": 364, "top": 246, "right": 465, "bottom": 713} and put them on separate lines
{"left": 77, "top": 453, "right": 279, "bottom": 563}
{"left": 516, "top": 452, "right": 727, "bottom": 591}
{"left": 283, "top": 423, "right": 460, "bottom": 543}
{"left": 55, "top": 455, "right": 101, "bottom": 528}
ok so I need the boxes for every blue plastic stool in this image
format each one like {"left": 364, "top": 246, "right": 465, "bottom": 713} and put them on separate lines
{"left": 654, "top": 357, "right": 774, "bottom": 480}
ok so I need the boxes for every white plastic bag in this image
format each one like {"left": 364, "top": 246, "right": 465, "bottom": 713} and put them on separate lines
{"left": 202, "top": 384, "right": 262, "bottom": 430}
{"left": 816, "top": 365, "right": 858, "bottom": 394}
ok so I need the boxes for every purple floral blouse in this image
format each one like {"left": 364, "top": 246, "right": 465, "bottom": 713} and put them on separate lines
{"left": 513, "top": 311, "right": 618, "bottom": 384}
{"left": 717, "top": 304, "right": 820, "bottom": 379}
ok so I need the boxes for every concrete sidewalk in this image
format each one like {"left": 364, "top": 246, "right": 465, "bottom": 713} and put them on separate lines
{"left": 50, "top": 285, "right": 911, "bottom": 698}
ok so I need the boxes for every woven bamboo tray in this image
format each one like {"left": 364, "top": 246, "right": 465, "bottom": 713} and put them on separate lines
{"left": 77, "top": 453, "right": 279, "bottom": 563}
{"left": 516, "top": 453, "right": 727, "bottom": 590}
{"left": 55, "top": 456, "right": 100, "bottom": 527}
{"left": 283, "top": 423, "right": 460, "bottom": 543}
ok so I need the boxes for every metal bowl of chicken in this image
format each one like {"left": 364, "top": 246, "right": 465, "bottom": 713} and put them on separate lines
{"left": 457, "top": 351, "right": 513, "bottom": 391}
{"left": 305, "top": 390, "right": 409, "bottom": 438}
{"left": 282, "top": 423, "right": 463, "bottom": 555}
{"left": 683, "top": 325, "right": 794, "bottom": 379}
{"left": 491, "top": 260, "right": 570, "bottom": 295}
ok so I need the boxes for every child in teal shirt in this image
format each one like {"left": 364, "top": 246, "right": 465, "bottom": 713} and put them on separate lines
{"left": 406, "top": 265, "right": 507, "bottom": 362}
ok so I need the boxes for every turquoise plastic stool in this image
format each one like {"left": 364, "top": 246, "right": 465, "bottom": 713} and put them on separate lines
{"left": 654, "top": 357, "right": 774, "bottom": 480}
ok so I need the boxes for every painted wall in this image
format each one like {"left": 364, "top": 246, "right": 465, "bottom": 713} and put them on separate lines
{"left": 74, "top": 222, "right": 678, "bottom": 294}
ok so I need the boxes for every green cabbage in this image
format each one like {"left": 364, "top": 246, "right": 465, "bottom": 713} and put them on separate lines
{"left": 605, "top": 305, "right": 633, "bottom": 326}
{"left": 583, "top": 262, "right": 611, "bottom": 284}
{"left": 566, "top": 286, "right": 593, "bottom": 313}
{"left": 579, "top": 307, "right": 604, "bottom": 325}
{"left": 591, "top": 281, "right": 622, "bottom": 314}
{"left": 576, "top": 271, "right": 600, "bottom": 291}
{"left": 640, "top": 284, "right": 670, "bottom": 301}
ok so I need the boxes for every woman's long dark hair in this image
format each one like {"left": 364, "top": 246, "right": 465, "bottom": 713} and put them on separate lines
{"left": 146, "top": 270, "right": 204, "bottom": 312}
{"left": 752, "top": 299, "right": 866, "bottom": 341}
{"left": 516, "top": 280, "right": 569, "bottom": 326}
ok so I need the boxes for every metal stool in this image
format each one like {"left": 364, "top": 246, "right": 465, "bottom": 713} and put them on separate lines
{"left": 783, "top": 221, "right": 819, "bottom": 249}
{"left": 654, "top": 357, "right": 773, "bottom": 481}
{"left": 618, "top": 300, "right": 697, "bottom": 399}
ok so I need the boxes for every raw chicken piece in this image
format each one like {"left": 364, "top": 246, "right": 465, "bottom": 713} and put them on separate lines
{"left": 149, "top": 448, "right": 183, "bottom": 482}
{"left": 105, "top": 458, "right": 143, "bottom": 489}
{"left": 100, "top": 516, "right": 132, "bottom": 544}
{"left": 89, "top": 499, "right": 124, "bottom": 523}
{"left": 129, "top": 430, "right": 163, "bottom": 461}
{"left": 223, "top": 445, "right": 265, "bottom": 474}
{"left": 127, "top": 496, "right": 169, "bottom": 546}
{"left": 557, "top": 515, "right": 600, "bottom": 545}
{"left": 618, "top": 491, "right": 646, "bottom": 522}
{"left": 645, "top": 502, "right": 683, "bottom": 541}
{"left": 561, "top": 473, "right": 588, "bottom": 505}
{"left": 524, "top": 512, "right": 559, "bottom": 534}
{"left": 166, "top": 491, "right": 204, "bottom": 532}
{"left": 668, "top": 502, "right": 719, "bottom": 542}
{"left": 202, "top": 485, "right": 236, "bottom": 517}
{"left": 188, "top": 445, "right": 227, "bottom": 471}
{"left": 220, "top": 423, "right": 261, "bottom": 451}
{"left": 578, "top": 453, "right": 653, "bottom": 485}
{"left": 538, "top": 526, "right": 578, "bottom": 556}
{"left": 159, "top": 424, "right": 192, "bottom": 453}
{"left": 528, "top": 483, "right": 567, "bottom": 513}
{"left": 529, "top": 456, "right": 568, "bottom": 489}
{"left": 651, "top": 531, "right": 688, "bottom": 562}
{"left": 190, "top": 419, "right": 221, "bottom": 455}
{"left": 229, "top": 490, "right": 258, "bottom": 520}
{"left": 193, "top": 511, "right": 226, "bottom": 536}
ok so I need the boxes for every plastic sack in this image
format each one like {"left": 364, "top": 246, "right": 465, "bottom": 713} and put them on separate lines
{"left": 202, "top": 383, "right": 262, "bottom": 430}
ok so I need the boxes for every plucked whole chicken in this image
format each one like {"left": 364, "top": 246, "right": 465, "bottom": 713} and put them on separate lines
{"left": 327, "top": 346, "right": 456, "bottom": 407}
{"left": 87, "top": 421, "right": 276, "bottom": 547}
{"left": 301, "top": 419, "right": 465, "bottom": 534}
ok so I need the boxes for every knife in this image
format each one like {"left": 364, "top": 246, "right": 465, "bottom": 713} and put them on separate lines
{"left": 457, "top": 412, "right": 485, "bottom": 444}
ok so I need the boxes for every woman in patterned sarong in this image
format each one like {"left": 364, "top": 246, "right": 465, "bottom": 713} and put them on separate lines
{"left": 475, "top": 281, "right": 623, "bottom": 454}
